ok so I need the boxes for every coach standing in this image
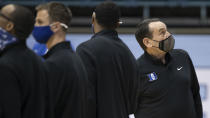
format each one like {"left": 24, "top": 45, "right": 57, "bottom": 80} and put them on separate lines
{"left": 134, "top": 18, "right": 202, "bottom": 118}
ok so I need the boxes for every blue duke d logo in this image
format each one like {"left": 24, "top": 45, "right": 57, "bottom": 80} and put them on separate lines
{"left": 147, "top": 72, "right": 158, "bottom": 82}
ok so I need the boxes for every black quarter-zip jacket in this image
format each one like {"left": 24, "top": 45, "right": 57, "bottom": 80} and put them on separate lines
{"left": 135, "top": 49, "right": 202, "bottom": 118}
{"left": 43, "top": 41, "right": 87, "bottom": 118}
{"left": 0, "top": 41, "right": 46, "bottom": 118}
{"left": 76, "top": 30, "right": 139, "bottom": 118}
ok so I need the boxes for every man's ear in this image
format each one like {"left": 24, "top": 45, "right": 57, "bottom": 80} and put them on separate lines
{"left": 50, "top": 22, "right": 60, "bottom": 33}
{"left": 92, "top": 12, "right": 96, "bottom": 24}
{"left": 115, "top": 21, "right": 121, "bottom": 28}
{"left": 143, "top": 37, "right": 153, "bottom": 48}
{"left": 5, "top": 22, "right": 14, "bottom": 32}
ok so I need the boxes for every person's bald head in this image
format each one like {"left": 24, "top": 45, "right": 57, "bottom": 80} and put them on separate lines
{"left": 1, "top": 4, "right": 16, "bottom": 17}
{"left": 0, "top": 4, "right": 34, "bottom": 40}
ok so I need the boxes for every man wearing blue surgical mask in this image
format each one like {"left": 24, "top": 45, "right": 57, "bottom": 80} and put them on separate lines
{"left": 134, "top": 18, "right": 202, "bottom": 118}
{"left": 33, "top": 2, "right": 88, "bottom": 118}
{"left": 0, "top": 4, "right": 46, "bottom": 118}
{"left": 32, "top": 3, "right": 69, "bottom": 49}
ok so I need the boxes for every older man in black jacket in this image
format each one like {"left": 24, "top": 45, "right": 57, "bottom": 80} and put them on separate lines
{"left": 0, "top": 4, "right": 46, "bottom": 118}
{"left": 134, "top": 18, "right": 202, "bottom": 118}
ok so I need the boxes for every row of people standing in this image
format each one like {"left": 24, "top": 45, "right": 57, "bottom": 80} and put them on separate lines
{"left": 0, "top": 1, "right": 202, "bottom": 118}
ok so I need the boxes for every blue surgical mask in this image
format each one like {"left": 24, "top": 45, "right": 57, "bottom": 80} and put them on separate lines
{"left": 0, "top": 27, "right": 18, "bottom": 51}
{"left": 32, "top": 25, "right": 54, "bottom": 44}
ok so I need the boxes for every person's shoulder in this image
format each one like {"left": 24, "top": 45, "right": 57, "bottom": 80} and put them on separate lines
{"left": 77, "top": 38, "right": 94, "bottom": 50}
{"left": 0, "top": 48, "right": 19, "bottom": 65}
{"left": 77, "top": 36, "right": 106, "bottom": 54}
{"left": 170, "top": 49, "right": 190, "bottom": 57}
{"left": 136, "top": 53, "right": 148, "bottom": 67}
{"left": 137, "top": 53, "right": 146, "bottom": 62}
{"left": 0, "top": 52, "right": 17, "bottom": 71}
{"left": 0, "top": 60, "right": 15, "bottom": 79}
{"left": 45, "top": 51, "right": 84, "bottom": 74}
{"left": 46, "top": 50, "right": 73, "bottom": 63}
{"left": 22, "top": 47, "right": 44, "bottom": 63}
{"left": 79, "top": 36, "right": 106, "bottom": 47}
{"left": 0, "top": 56, "right": 9, "bottom": 67}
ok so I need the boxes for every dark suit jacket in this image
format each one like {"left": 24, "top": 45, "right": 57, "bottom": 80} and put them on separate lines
{"left": 0, "top": 40, "right": 46, "bottom": 118}
{"left": 44, "top": 41, "right": 87, "bottom": 118}
{"left": 77, "top": 30, "right": 139, "bottom": 118}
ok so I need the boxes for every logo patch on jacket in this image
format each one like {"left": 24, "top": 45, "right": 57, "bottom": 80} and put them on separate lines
{"left": 147, "top": 72, "right": 158, "bottom": 82}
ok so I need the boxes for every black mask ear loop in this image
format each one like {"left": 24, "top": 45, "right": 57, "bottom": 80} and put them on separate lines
{"left": 150, "top": 39, "right": 160, "bottom": 49}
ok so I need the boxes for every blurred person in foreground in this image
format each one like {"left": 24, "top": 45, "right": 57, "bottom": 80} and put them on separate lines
{"left": 32, "top": 2, "right": 87, "bottom": 118}
{"left": 134, "top": 18, "right": 202, "bottom": 118}
{"left": 76, "top": 1, "right": 139, "bottom": 118}
{"left": 0, "top": 4, "right": 46, "bottom": 118}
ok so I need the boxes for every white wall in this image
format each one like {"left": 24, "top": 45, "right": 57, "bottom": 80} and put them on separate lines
{"left": 197, "top": 68, "right": 210, "bottom": 118}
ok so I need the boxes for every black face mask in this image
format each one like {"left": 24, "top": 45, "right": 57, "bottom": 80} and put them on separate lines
{"left": 151, "top": 35, "right": 175, "bottom": 52}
